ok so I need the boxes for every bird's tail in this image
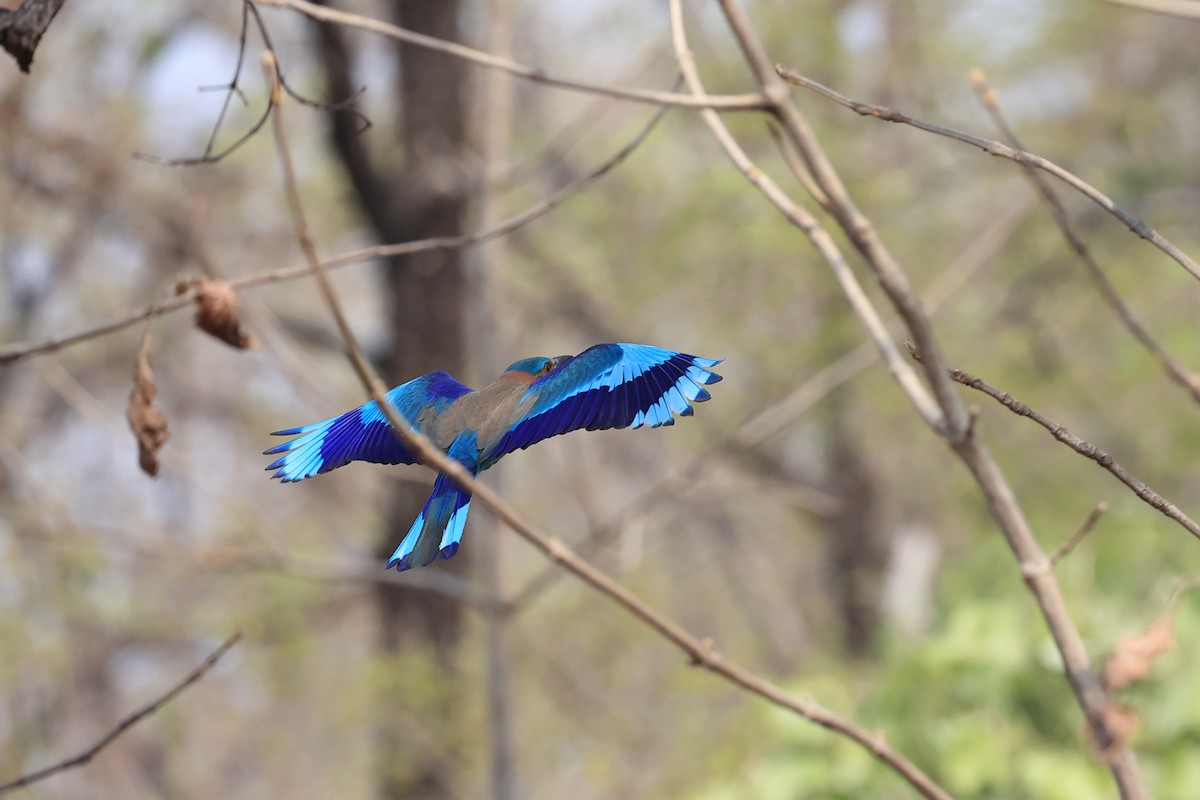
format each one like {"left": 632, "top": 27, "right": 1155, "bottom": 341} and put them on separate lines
{"left": 387, "top": 471, "right": 476, "bottom": 571}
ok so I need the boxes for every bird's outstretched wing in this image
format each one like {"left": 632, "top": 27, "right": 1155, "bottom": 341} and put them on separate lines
{"left": 264, "top": 370, "right": 472, "bottom": 482}
{"left": 486, "top": 343, "right": 721, "bottom": 462}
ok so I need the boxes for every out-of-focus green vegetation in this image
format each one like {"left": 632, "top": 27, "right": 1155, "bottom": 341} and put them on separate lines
{"left": 1, "top": 1, "right": 1198, "bottom": 798}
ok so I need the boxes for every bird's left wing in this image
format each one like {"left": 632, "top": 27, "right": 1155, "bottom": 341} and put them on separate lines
{"left": 486, "top": 343, "right": 721, "bottom": 461}
{"left": 265, "top": 370, "right": 471, "bottom": 482}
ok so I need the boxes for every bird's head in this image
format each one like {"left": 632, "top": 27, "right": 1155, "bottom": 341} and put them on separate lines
{"left": 504, "top": 354, "right": 572, "bottom": 377}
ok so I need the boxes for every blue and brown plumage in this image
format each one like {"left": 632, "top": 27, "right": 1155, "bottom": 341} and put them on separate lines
{"left": 265, "top": 343, "right": 722, "bottom": 571}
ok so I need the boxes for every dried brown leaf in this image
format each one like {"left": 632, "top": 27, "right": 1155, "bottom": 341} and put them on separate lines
{"left": 126, "top": 333, "right": 169, "bottom": 477}
{"left": 1103, "top": 614, "right": 1174, "bottom": 691}
{"left": 191, "top": 278, "right": 256, "bottom": 349}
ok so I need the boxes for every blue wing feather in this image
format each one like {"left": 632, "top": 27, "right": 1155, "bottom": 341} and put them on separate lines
{"left": 265, "top": 370, "right": 472, "bottom": 482}
{"left": 483, "top": 343, "right": 721, "bottom": 465}
{"left": 265, "top": 345, "right": 720, "bottom": 572}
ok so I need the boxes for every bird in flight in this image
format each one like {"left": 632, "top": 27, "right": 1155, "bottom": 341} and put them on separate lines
{"left": 265, "top": 343, "right": 722, "bottom": 572}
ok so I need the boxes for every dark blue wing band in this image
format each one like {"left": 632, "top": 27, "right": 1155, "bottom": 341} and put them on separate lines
{"left": 486, "top": 344, "right": 721, "bottom": 462}
{"left": 264, "top": 370, "right": 471, "bottom": 482}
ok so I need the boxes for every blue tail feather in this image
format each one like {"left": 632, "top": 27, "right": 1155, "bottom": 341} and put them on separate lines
{"left": 387, "top": 473, "right": 475, "bottom": 571}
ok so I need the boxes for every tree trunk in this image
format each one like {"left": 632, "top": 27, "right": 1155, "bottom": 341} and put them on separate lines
{"left": 824, "top": 399, "right": 888, "bottom": 658}
{"left": 313, "top": 1, "right": 473, "bottom": 797}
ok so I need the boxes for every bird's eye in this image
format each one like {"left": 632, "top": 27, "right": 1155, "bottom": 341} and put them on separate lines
{"left": 540, "top": 360, "right": 556, "bottom": 374}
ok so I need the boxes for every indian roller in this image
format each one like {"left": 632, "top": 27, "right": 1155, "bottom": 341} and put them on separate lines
{"left": 264, "top": 343, "right": 722, "bottom": 571}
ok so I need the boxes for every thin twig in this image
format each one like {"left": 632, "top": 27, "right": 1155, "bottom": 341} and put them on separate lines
{"left": 967, "top": 69, "right": 1200, "bottom": 405}
{"left": 711, "top": 3, "right": 1146, "bottom": 795}
{"left": 672, "top": 3, "right": 947, "bottom": 797}
{"left": 491, "top": 43, "right": 667, "bottom": 192}
{"left": 1164, "top": 571, "right": 1200, "bottom": 613}
{"left": 775, "top": 64, "right": 1200, "bottom": 285}
{"left": 264, "top": 51, "right": 377, "bottom": 394}
{"left": 1104, "top": 0, "right": 1200, "bottom": 17}
{"left": 134, "top": 1, "right": 369, "bottom": 167}
{"left": 201, "top": 0, "right": 253, "bottom": 157}
{"left": 0, "top": 457, "right": 493, "bottom": 610}
{"left": 515, "top": 204, "right": 1023, "bottom": 611}
{"left": 256, "top": 0, "right": 766, "bottom": 111}
{"left": 764, "top": 119, "right": 830, "bottom": 209}
{"left": 1051, "top": 502, "right": 1109, "bottom": 566}
{"left": 219, "top": 550, "right": 508, "bottom": 611}
{"left": 666, "top": 0, "right": 946, "bottom": 437}
{"left": 734, "top": 199, "right": 1031, "bottom": 450}
{"left": 949, "top": 367, "right": 1200, "bottom": 543}
{"left": 0, "top": 89, "right": 673, "bottom": 367}
{"left": 0, "top": 441, "right": 489, "bottom": 609}
{"left": 133, "top": 99, "right": 275, "bottom": 167}
{"left": 507, "top": 66, "right": 1033, "bottom": 621}
{"left": 710, "top": 7, "right": 968, "bottom": 441}
{"left": 262, "top": 47, "right": 953, "bottom": 800}
{"left": 0, "top": 633, "right": 242, "bottom": 796}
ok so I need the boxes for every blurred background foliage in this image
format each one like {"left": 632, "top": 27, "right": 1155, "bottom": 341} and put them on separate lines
{"left": 1, "top": 0, "right": 1199, "bottom": 797}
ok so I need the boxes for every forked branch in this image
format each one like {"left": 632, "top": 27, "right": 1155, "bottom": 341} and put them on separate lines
{"left": 699, "top": 1, "right": 1149, "bottom": 795}
{"left": 0, "top": 633, "right": 241, "bottom": 796}
{"left": 262, "top": 49, "right": 955, "bottom": 800}
{"left": 949, "top": 367, "right": 1200, "bottom": 542}
{"left": 774, "top": 64, "right": 1200, "bottom": 286}
{"left": 0, "top": 83, "right": 673, "bottom": 367}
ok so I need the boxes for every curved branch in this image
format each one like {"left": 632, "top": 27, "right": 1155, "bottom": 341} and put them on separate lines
{"left": 507, "top": 201, "right": 1030, "bottom": 614}
{"left": 1104, "top": 0, "right": 1200, "bottom": 17}
{"left": 263, "top": 53, "right": 956, "bottom": 800}
{"left": 133, "top": 1, "right": 369, "bottom": 168}
{"left": 950, "top": 367, "right": 1200, "bottom": 543}
{"left": 705, "top": 2, "right": 1148, "bottom": 796}
{"left": 966, "top": 70, "right": 1200, "bottom": 405}
{"left": 0, "top": 633, "right": 241, "bottom": 796}
{"left": 257, "top": 0, "right": 767, "bottom": 111}
{"left": 0, "top": 89, "right": 673, "bottom": 367}
{"left": 775, "top": 64, "right": 1200, "bottom": 286}
{"left": 667, "top": 0, "right": 945, "bottom": 436}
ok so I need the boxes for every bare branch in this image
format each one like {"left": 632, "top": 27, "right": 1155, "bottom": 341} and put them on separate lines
{"left": 967, "top": 69, "right": 1200, "bottom": 405}
{"left": 215, "top": 550, "right": 508, "bottom": 612}
{"left": 133, "top": 1, "right": 368, "bottom": 167}
{"left": 507, "top": 202, "right": 1029, "bottom": 613}
{"left": 735, "top": 199, "right": 1031, "bottom": 449}
{"left": 666, "top": 0, "right": 946, "bottom": 437}
{"left": 0, "top": 448, "right": 493, "bottom": 610}
{"left": 0, "top": 90, "right": 672, "bottom": 367}
{"left": 708, "top": 3, "right": 968, "bottom": 440}
{"left": 0, "top": 633, "right": 242, "bottom": 796}
{"left": 262, "top": 46, "right": 954, "bottom": 800}
{"left": 764, "top": 119, "right": 830, "bottom": 210}
{"left": 949, "top": 367, "right": 1200, "bottom": 544}
{"left": 706, "top": 2, "right": 1148, "bottom": 794}
{"left": 775, "top": 64, "right": 1200, "bottom": 286}
{"left": 200, "top": 0, "right": 254, "bottom": 158}
{"left": 492, "top": 43, "right": 668, "bottom": 191}
{"left": 1051, "top": 502, "right": 1109, "bottom": 566}
{"left": 264, "top": 49, "right": 380, "bottom": 396}
{"left": 0, "top": 290, "right": 189, "bottom": 366}
{"left": 1104, "top": 0, "right": 1200, "bottom": 17}
{"left": 0, "top": 0, "right": 66, "bottom": 73}
{"left": 256, "top": 0, "right": 766, "bottom": 111}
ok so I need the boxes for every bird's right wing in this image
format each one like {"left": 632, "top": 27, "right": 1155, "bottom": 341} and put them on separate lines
{"left": 486, "top": 343, "right": 721, "bottom": 460}
{"left": 264, "top": 370, "right": 472, "bottom": 482}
